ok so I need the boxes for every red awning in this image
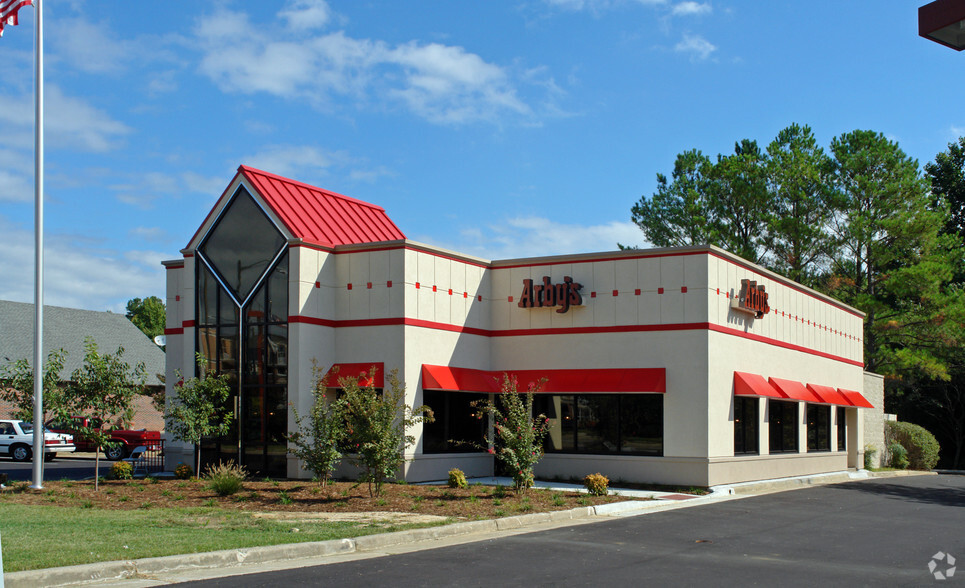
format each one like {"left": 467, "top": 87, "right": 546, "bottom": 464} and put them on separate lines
{"left": 324, "top": 363, "right": 384, "bottom": 388}
{"left": 807, "top": 383, "right": 853, "bottom": 406}
{"left": 839, "top": 388, "right": 874, "bottom": 408}
{"left": 769, "top": 377, "right": 822, "bottom": 403}
{"left": 421, "top": 365, "right": 666, "bottom": 394}
{"left": 734, "top": 372, "right": 784, "bottom": 398}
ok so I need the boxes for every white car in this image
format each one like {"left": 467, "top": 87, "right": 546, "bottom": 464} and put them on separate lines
{"left": 0, "top": 419, "right": 76, "bottom": 462}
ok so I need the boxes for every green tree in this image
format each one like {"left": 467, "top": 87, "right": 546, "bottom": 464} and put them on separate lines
{"left": 764, "top": 123, "right": 835, "bottom": 285}
{"left": 825, "top": 129, "right": 965, "bottom": 379}
{"left": 630, "top": 143, "right": 772, "bottom": 265}
{"left": 67, "top": 338, "right": 146, "bottom": 490}
{"left": 0, "top": 349, "right": 69, "bottom": 424}
{"left": 340, "top": 369, "right": 432, "bottom": 497}
{"left": 925, "top": 135, "right": 965, "bottom": 246}
{"left": 288, "top": 362, "right": 345, "bottom": 486}
{"left": 706, "top": 139, "right": 771, "bottom": 265}
{"left": 471, "top": 374, "right": 550, "bottom": 494}
{"left": 631, "top": 149, "right": 717, "bottom": 248}
{"left": 125, "top": 296, "right": 166, "bottom": 340}
{"left": 165, "top": 354, "right": 234, "bottom": 478}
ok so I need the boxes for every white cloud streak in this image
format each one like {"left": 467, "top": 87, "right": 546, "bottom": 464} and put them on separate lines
{"left": 419, "top": 216, "right": 647, "bottom": 260}
{"left": 194, "top": 7, "right": 541, "bottom": 125}
{"left": 0, "top": 217, "right": 165, "bottom": 313}
{"left": 675, "top": 33, "right": 717, "bottom": 61}
{"left": 671, "top": 2, "right": 711, "bottom": 17}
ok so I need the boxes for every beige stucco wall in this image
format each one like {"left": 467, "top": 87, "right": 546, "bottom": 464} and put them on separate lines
{"left": 164, "top": 186, "right": 869, "bottom": 486}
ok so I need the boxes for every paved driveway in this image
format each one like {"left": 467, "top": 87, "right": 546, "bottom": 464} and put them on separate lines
{"left": 179, "top": 474, "right": 965, "bottom": 587}
{"left": 0, "top": 454, "right": 111, "bottom": 482}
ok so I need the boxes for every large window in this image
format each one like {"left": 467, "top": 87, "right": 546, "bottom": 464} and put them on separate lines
{"left": 422, "top": 391, "right": 487, "bottom": 453}
{"left": 768, "top": 400, "right": 798, "bottom": 453}
{"left": 196, "top": 187, "right": 289, "bottom": 477}
{"left": 734, "top": 397, "right": 759, "bottom": 455}
{"left": 539, "top": 394, "right": 662, "bottom": 456}
{"left": 837, "top": 406, "right": 846, "bottom": 451}
{"left": 807, "top": 404, "right": 831, "bottom": 452}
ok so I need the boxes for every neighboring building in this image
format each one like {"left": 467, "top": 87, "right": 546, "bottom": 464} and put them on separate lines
{"left": 163, "top": 165, "right": 875, "bottom": 486}
{"left": 0, "top": 300, "right": 166, "bottom": 431}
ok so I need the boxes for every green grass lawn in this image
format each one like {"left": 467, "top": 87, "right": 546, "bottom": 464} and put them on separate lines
{"left": 0, "top": 504, "right": 445, "bottom": 572}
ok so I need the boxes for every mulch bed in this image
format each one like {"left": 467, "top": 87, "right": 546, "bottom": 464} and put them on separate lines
{"left": 0, "top": 478, "right": 641, "bottom": 520}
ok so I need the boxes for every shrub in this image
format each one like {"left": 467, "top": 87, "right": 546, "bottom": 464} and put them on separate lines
{"left": 471, "top": 374, "right": 550, "bottom": 494}
{"left": 584, "top": 473, "right": 609, "bottom": 496}
{"left": 174, "top": 463, "right": 193, "bottom": 480}
{"left": 288, "top": 361, "right": 345, "bottom": 486}
{"left": 888, "top": 443, "right": 909, "bottom": 469}
{"left": 205, "top": 460, "right": 248, "bottom": 496}
{"left": 886, "top": 421, "right": 940, "bottom": 470}
{"left": 863, "top": 445, "right": 878, "bottom": 470}
{"left": 341, "top": 369, "right": 432, "bottom": 497}
{"left": 448, "top": 468, "right": 468, "bottom": 489}
{"left": 109, "top": 460, "right": 133, "bottom": 480}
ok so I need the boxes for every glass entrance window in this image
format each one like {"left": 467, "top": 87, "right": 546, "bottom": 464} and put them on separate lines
{"left": 196, "top": 187, "right": 289, "bottom": 478}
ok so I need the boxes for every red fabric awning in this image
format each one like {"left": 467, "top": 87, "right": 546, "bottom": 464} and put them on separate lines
{"left": 807, "top": 383, "right": 853, "bottom": 406}
{"left": 839, "top": 388, "right": 874, "bottom": 408}
{"left": 734, "top": 372, "right": 784, "bottom": 398}
{"left": 769, "top": 377, "right": 822, "bottom": 403}
{"left": 421, "top": 365, "right": 666, "bottom": 394}
{"left": 324, "top": 363, "right": 384, "bottom": 388}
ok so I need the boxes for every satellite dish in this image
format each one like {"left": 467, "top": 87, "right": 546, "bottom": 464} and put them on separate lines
{"left": 153, "top": 335, "right": 167, "bottom": 347}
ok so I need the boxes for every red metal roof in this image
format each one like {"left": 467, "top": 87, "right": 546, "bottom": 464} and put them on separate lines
{"left": 238, "top": 165, "right": 405, "bottom": 248}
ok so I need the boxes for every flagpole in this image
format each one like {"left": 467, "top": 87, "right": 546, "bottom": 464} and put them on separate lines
{"left": 30, "top": 0, "right": 44, "bottom": 490}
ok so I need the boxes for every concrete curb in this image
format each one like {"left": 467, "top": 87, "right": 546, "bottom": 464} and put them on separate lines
{"left": 3, "top": 469, "right": 937, "bottom": 587}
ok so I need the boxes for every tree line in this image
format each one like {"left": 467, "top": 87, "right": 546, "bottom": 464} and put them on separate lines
{"left": 630, "top": 125, "right": 965, "bottom": 467}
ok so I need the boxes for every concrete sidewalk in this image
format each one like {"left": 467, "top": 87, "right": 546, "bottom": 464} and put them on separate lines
{"left": 2, "top": 469, "right": 935, "bottom": 588}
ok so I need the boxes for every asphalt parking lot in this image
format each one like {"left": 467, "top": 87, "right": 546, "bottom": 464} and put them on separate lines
{"left": 175, "top": 474, "right": 965, "bottom": 587}
{"left": 0, "top": 453, "right": 111, "bottom": 482}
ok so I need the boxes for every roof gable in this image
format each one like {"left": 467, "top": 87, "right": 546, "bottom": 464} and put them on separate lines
{"left": 237, "top": 166, "right": 405, "bottom": 248}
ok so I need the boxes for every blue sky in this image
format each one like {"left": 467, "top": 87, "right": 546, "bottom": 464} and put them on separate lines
{"left": 1, "top": 1, "right": 962, "bottom": 313}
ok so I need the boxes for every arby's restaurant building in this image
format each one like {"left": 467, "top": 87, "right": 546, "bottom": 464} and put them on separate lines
{"left": 162, "top": 165, "right": 875, "bottom": 486}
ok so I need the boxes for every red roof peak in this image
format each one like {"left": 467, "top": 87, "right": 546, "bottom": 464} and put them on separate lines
{"left": 236, "top": 165, "right": 406, "bottom": 248}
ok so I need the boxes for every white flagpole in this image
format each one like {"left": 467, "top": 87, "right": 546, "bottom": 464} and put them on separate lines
{"left": 30, "top": 0, "right": 44, "bottom": 490}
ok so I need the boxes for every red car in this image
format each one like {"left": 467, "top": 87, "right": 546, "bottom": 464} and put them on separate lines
{"left": 45, "top": 417, "right": 161, "bottom": 460}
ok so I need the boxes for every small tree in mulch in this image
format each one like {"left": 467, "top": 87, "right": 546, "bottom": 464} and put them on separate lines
{"left": 67, "top": 338, "right": 146, "bottom": 491}
{"left": 0, "top": 348, "right": 70, "bottom": 424}
{"left": 288, "top": 361, "right": 346, "bottom": 487}
{"left": 341, "top": 368, "right": 433, "bottom": 497}
{"left": 166, "top": 354, "right": 234, "bottom": 479}
{"left": 472, "top": 374, "right": 550, "bottom": 494}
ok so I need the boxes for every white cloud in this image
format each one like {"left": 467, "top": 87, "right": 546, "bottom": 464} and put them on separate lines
{"left": 181, "top": 171, "right": 228, "bottom": 197}
{"left": 419, "top": 216, "right": 647, "bottom": 260}
{"left": 544, "top": 0, "right": 666, "bottom": 11}
{"left": 242, "top": 144, "right": 351, "bottom": 180}
{"left": 52, "top": 18, "right": 134, "bottom": 74}
{"left": 671, "top": 2, "right": 711, "bottom": 16}
{"left": 128, "top": 227, "right": 170, "bottom": 243}
{"left": 193, "top": 8, "right": 544, "bottom": 125}
{"left": 387, "top": 42, "right": 529, "bottom": 123}
{"left": 674, "top": 33, "right": 716, "bottom": 61}
{"left": 0, "top": 217, "right": 165, "bottom": 312}
{"left": 279, "top": 0, "right": 332, "bottom": 32}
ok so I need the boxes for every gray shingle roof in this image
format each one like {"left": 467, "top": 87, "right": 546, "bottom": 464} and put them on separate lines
{"left": 0, "top": 300, "right": 165, "bottom": 386}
